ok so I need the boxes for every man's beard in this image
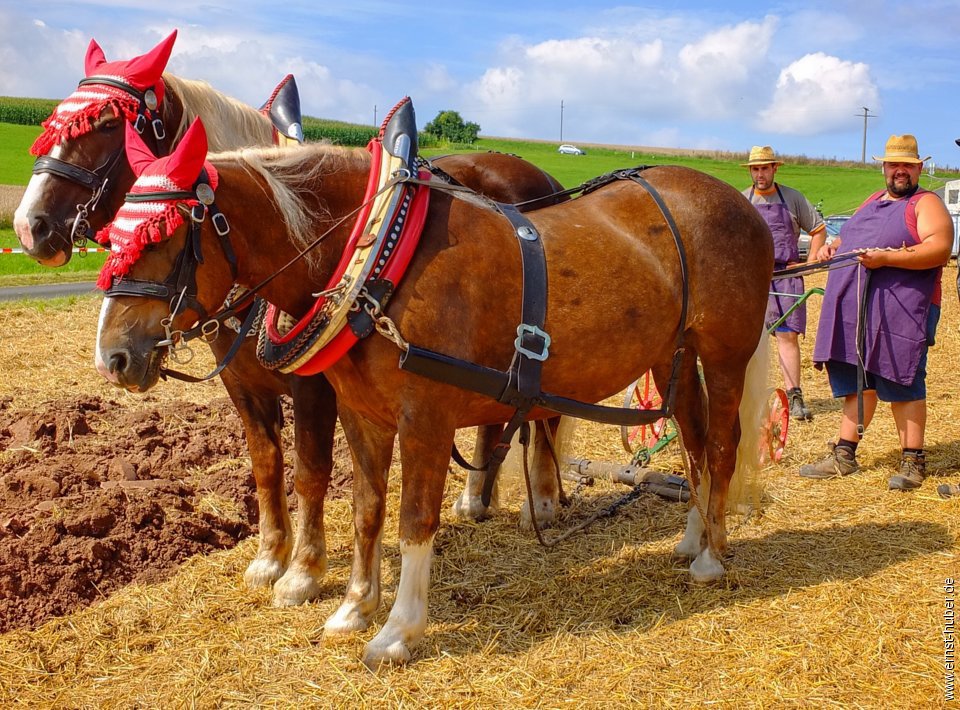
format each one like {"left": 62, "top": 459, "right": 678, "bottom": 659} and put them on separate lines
{"left": 886, "top": 174, "right": 918, "bottom": 197}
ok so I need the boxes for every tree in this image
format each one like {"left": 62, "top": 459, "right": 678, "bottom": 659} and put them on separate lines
{"left": 423, "top": 110, "right": 480, "bottom": 144}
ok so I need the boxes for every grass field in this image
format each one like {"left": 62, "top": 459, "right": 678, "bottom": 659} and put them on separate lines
{"left": 3, "top": 121, "right": 957, "bottom": 287}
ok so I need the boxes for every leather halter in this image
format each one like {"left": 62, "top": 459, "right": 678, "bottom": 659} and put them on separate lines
{"left": 32, "top": 75, "right": 168, "bottom": 247}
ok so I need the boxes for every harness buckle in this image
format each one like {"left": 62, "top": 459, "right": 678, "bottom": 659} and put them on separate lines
{"left": 191, "top": 204, "right": 206, "bottom": 223}
{"left": 152, "top": 117, "right": 166, "bottom": 141}
{"left": 133, "top": 114, "right": 147, "bottom": 134}
{"left": 212, "top": 212, "right": 230, "bottom": 236}
{"left": 515, "top": 323, "right": 551, "bottom": 361}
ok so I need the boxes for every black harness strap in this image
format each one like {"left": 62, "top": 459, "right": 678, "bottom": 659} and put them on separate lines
{"left": 399, "top": 166, "right": 692, "bottom": 507}
{"left": 476, "top": 202, "right": 551, "bottom": 506}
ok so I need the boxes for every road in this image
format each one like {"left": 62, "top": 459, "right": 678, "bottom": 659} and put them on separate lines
{"left": 0, "top": 281, "right": 98, "bottom": 301}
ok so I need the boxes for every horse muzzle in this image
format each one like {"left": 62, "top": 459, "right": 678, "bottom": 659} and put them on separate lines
{"left": 13, "top": 211, "right": 73, "bottom": 266}
{"left": 96, "top": 343, "right": 164, "bottom": 393}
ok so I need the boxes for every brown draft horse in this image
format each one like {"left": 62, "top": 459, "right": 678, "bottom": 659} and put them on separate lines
{"left": 14, "top": 36, "right": 568, "bottom": 607}
{"left": 95, "top": 121, "right": 773, "bottom": 667}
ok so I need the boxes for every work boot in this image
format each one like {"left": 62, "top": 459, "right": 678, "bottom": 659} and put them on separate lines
{"left": 888, "top": 451, "right": 926, "bottom": 491}
{"left": 787, "top": 387, "right": 813, "bottom": 421}
{"left": 799, "top": 443, "right": 860, "bottom": 479}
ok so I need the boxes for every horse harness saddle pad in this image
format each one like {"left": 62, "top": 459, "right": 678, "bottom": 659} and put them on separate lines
{"left": 256, "top": 97, "right": 430, "bottom": 375}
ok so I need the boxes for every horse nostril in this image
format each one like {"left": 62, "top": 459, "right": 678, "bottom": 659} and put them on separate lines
{"left": 30, "top": 213, "right": 53, "bottom": 243}
{"left": 107, "top": 350, "right": 130, "bottom": 377}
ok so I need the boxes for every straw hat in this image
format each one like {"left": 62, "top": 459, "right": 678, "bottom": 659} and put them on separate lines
{"left": 873, "top": 134, "right": 930, "bottom": 163}
{"left": 741, "top": 145, "right": 784, "bottom": 166}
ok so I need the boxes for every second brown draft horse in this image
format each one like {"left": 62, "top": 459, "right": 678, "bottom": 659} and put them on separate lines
{"left": 95, "top": 117, "right": 773, "bottom": 667}
{"left": 13, "top": 32, "right": 567, "bottom": 607}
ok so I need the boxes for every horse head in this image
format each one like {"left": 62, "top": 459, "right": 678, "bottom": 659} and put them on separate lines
{"left": 14, "top": 31, "right": 178, "bottom": 265}
{"left": 95, "top": 118, "right": 238, "bottom": 391}
{"left": 14, "top": 30, "right": 281, "bottom": 267}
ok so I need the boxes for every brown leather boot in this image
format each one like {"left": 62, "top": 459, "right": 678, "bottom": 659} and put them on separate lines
{"left": 799, "top": 443, "right": 859, "bottom": 479}
{"left": 888, "top": 451, "right": 926, "bottom": 491}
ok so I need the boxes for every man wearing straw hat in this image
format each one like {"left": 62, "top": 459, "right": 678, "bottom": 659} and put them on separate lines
{"left": 742, "top": 145, "right": 827, "bottom": 421}
{"left": 800, "top": 134, "right": 953, "bottom": 491}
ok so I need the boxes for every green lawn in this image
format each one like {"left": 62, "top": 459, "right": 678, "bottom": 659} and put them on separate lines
{"left": 0, "top": 227, "right": 105, "bottom": 286}
{"left": 0, "top": 123, "right": 41, "bottom": 184}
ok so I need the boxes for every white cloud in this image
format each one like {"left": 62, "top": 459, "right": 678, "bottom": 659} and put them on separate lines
{"left": 758, "top": 52, "right": 879, "bottom": 135}
{"left": 461, "top": 17, "right": 779, "bottom": 144}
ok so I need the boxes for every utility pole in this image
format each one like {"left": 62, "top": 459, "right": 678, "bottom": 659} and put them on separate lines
{"left": 560, "top": 99, "right": 564, "bottom": 143}
{"left": 858, "top": 107, "right": 876, "bottom": 163}
{"left": 373, "top": 105, "right": 377, "bottom": 127}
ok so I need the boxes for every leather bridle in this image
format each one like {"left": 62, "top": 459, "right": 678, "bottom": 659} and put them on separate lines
{"left": 32, "top": 75, "right": 168, "bottom": 248}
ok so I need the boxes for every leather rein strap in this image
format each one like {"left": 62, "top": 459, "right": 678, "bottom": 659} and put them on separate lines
{"left": 399, "top": 166, "right": 690, "bottom": 507}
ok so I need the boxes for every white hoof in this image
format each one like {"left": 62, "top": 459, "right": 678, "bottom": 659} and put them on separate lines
{"left": 519, "top": 498, "right": 556, "bottom": 531}
{"left": 324, "top": 603, "right": 371, "bottom": 635}
{"left": 243, "top": 557, "right": 285, "bottom": 589}
{"left": 689, "top": 547, "right": 725, "bottom": 583}
{"left": 452, "top": 492, "right": 493, "bottom": 521}
{"left": 363, "top": 637, "right": 412, "bottom": 669}
{"left": 272, "top": 567, "right": 324, "bottom": 607}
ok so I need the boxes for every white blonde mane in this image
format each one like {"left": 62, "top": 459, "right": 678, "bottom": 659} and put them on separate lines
{"left": 163, "top": 73, "right": 274, "bottom": 150}
{"left": 212, "top": 144, "right": 368, "bottom": 269}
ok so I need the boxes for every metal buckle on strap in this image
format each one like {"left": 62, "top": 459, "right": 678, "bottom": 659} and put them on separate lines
{"left": 133, "top": 114, "right": 147, "bottom": 134}
{"left": 152, "top": 118, "right": 166, "bottom": 141}
{"left": 515, "top": 323, "right": 551, "bottom": 361}
{"left": 212, "top": 212, "right": 230, "bottom": 236}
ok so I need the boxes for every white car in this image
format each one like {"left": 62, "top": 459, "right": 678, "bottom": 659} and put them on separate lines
{"left": 558, "top": 144, "right": 585, "bottom": 155}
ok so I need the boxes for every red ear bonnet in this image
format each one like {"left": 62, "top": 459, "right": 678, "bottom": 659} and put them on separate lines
{"left": 123, "top": 120, "right": 157, "bottom": 177}
{"left": 97, "top": 118, "right": 217, "bottom": 290}
{"left": 31, "top": 30, "right": 177, "bottom": 156}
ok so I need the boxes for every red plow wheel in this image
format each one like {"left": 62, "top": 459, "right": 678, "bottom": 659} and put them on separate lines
{"left": 620, "top": 371, "right": 668, "bottom": 454}
{"left": 759, "top": 387, "right": 790, "bottom": 464}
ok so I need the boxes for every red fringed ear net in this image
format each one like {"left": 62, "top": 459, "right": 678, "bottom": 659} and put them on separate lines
{"left": 31, "top": 85, "right": 139, "bottom": 157}
{"left": 95, "top": 164, "right": 218, "bottom": 290}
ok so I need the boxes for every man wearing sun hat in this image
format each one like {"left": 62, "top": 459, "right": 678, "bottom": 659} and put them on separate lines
{"left": 742, "top": 145, "right": 827, "bottom": 421}
{"left": 800, "top": 134, "right": 953, "bottom": 491}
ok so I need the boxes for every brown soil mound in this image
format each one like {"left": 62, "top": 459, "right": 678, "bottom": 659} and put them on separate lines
{"left": 0, "top": 392, "right": 347, "bottom": 632}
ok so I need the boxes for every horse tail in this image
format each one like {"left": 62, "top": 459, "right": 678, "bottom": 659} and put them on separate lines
{"left": 726, "top": 327, "right": 770, "bottom": 513}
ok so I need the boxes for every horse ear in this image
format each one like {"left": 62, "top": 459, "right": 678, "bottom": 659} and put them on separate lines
{"left": 84, "top": 38, "right": 107, "bottom": 76}
{"left": 123, "top": 29, "right": 177, "bottom": 87}
{"left": 124, "top": 122, "right": 158, "bottom": 177}
{"left": 165, "top": 117, "right": 208, "bottom": 187}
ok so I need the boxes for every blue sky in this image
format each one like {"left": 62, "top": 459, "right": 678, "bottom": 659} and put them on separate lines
{"left": 3, "top": 1, "right": 960, "bottom": 164}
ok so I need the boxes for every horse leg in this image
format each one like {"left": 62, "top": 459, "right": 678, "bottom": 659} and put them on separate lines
{"left": 219, "top": 374, "right": 292, "bottom": 589}
{"left": 324, "top": 405, "right": 395, "bottom": 635}
{"left": 519, "top": 417, "right": 562, "bottom": 530}
{"left": 362, "top": 410, "right": 455, "bottom": 668}
{"left": 273, "top": 375, "right": 337, "bottom": 606}
{"left": 688, "top": 361, "right": 747, "bottom": 582}
{"left": 652, "top": 357, "right": 710, "bottom": 560}
{"left": 452, "top": 423, "right": 503, "bottom": 520}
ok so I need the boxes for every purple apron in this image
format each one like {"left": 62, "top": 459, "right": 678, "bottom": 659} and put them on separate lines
{"left": 751, "top": 186, "right": 806, "bottom": 334}
{"left": 812, "top": 191, "right": 937, "bottom": 386}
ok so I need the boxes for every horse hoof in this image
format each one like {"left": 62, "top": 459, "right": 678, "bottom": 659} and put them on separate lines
{"left": 272, "top": 568, "right": 324, "bottom": 606}
{"left": 324, "top": 604, "right": 371, "bottom": 635}
{"left": 689, "top": 548, "right": 725, "bottom": 583}
{"left": 362, "top": 639, "right": 412, "bottom": 669}
{"left": 519, "top": 499, "right": 556, "bottom": 531}
{"left": 452, "top": 493, "right": 493, "bottom": 521}
{"left": 243, "top": 557, "right": 286, "bottom": 589}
